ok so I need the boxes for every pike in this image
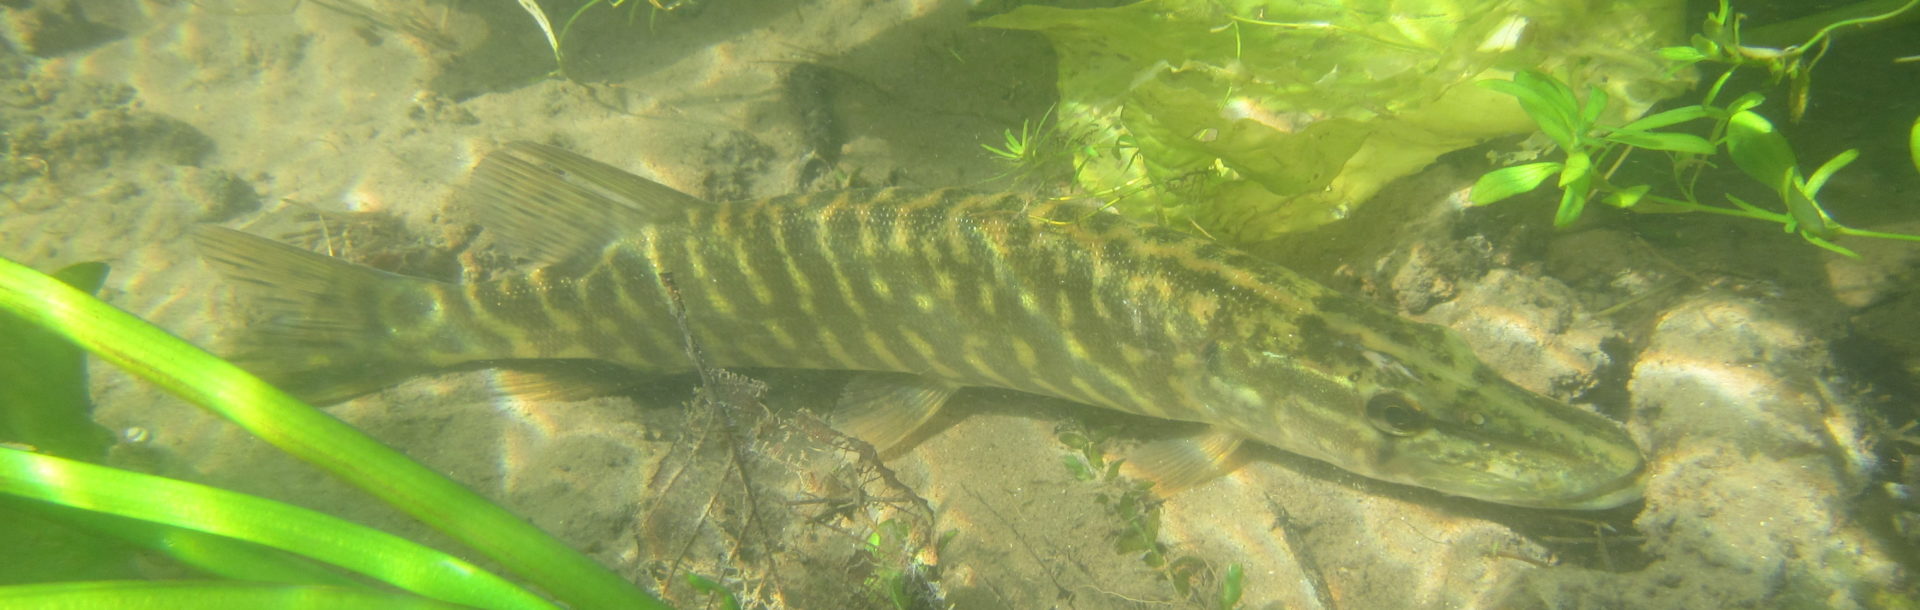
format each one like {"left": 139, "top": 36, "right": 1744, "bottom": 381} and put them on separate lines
{"left": 194, "top": 142, "right": 1645, "bottom": 509}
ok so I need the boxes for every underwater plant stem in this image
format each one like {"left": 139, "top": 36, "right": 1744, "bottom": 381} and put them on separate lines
{"left": 0, "top": 254, "right": 664, "bottom": 610}
{"left": 1743, "top": 0, "right": 1920, "bottom": 49}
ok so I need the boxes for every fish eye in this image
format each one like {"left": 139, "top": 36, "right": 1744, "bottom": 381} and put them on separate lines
{"left": 1365, "top": 393, "right": 1429, "bottom": 436}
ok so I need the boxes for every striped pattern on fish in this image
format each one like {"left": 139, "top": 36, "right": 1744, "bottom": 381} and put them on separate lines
{"left": 193, "top": 142, "right": 1645, "bottom": 509}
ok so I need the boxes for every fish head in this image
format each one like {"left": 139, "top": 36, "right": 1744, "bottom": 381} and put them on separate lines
{"left": 1189, "top": 298, "right": 1645, "bottom": 510}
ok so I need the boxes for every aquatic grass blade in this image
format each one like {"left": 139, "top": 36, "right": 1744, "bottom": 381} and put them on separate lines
{"left": 0, "top": 447, "right": 552, "bottom": 610}
{"left": 7, "top": 497, "right": 364, "bottom": 587}
{"left": 1621, "top": 105, "right": 1710, "bottom": 132}
{"left": 0, "top": 580, "right": 475, "bottom": 609}
{"left": 0, "top": 261, "right": 114, "bottom": 461}
{"left": 0, "top": 254, "right": 665, "bottom": 610}
{"left": 1603, "top": 130, "right": 1716, "bottom": 155}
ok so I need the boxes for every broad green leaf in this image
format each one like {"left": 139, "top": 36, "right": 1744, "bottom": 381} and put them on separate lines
{"left": 0, "top": 448, "right": 555, "bottom": 610}
{"left": 1909, "top": 115, "right": 1919, "bottom": 174}
{"left": 1785, "top": 181, "right": 1833, "bottom": 237}
{"left": 1481, "top": 77, "right": 1579, "bottom": 150}
{"left": 1607, "top": 184, "right": 1651, "bottom": 209}
{"left": 1469, "top": 162, "right": 1562, "bottom": 205}
{"left": 1559, "top": 150, "right": 1592, "bottom": 188}
{"left": 1622, "top": 105, "right": 1711, "bottom": 131}
{"left": 1605, "top": 130, "right": 1716, "bottom": 155}
{"left": 1725, "top": 110, "right": 1798, "bottom": 194}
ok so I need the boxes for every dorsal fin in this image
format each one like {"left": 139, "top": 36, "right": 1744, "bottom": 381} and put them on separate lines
{"left": 465, "top": 141, "right": 709, "bottom": 263}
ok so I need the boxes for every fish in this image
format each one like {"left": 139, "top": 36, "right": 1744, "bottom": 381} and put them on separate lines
{"left": 192, "top": 141, "right": 1645, "bottom": 510}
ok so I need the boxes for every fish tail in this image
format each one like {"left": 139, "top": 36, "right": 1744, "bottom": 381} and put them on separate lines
{"left": 192, "top": 226, "right": 443, "bottom": 404}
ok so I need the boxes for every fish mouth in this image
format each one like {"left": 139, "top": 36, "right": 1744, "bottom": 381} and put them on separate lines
{"left": 1532, "top": 460, "right": 1647, "bottom": 510}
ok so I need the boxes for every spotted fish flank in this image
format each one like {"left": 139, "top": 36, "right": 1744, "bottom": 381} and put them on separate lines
{"left": 193, "top": 142, "right": 1644, "bottom": 509}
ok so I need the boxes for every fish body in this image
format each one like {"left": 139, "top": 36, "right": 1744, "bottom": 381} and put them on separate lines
{"left": 195, "top": 142, "right": 1644, "bottom": 509}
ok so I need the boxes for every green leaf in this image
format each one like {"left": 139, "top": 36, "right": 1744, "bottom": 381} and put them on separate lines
{"left": 1621, "top": 105, "right": 1711, "bottom": 131}
{"left": 1607, "top": 184, "right": 1651, "bottom": 209}
{"left": 1803, "top": 149, "right": 1859, "bottom": 198}
{"left": 1481, "top": 76, "right": 1580, "bottom": 150}
{"left": 0, "top": 255, "right": 665, "bottom": 610}
{"left": 0, "top": 581, "right": 475, "bottom": 610}
{"left": 1605, "top": 130, "right": 1716, "bottom": 155}
{"left": 1558, "top": 150, "right": 1592, "bottom": 188}
{"left": 1726, "top": 92, "right": 1767, "bottom": 115}
{"left": 0, "top": 262, "right": 114, "bottom": 462}
{"left": 1801, "top": 232, "right": 1860, "bottom": 258}
{"left": 1580, "top": 85, "right": 1609, "bottom": 127}
{"left": 0, "top": 448, "right": 554, "bottom": 610}
{"left": 1725, "top": 110, "right": 1798, "bottom": 194}
{"left": 1659, "top": 45, "right": 1709, "bottom": 63}
{"left": 1469, "top": 162, "right": 1562, "bottom": 205}
{"left": 1555, "top": 172, "right": 1593, "bottom": 227}
{"left": 1215, "top": 563, "right": 1245, "bottom": 610}
{"left": 1785, "top": 183, "right": 1833, "bottom": 237}
{"left": 1909, "top": 115, "right": 1919, "bottom": 175}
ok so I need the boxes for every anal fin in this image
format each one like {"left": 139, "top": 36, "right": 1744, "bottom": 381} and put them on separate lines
{"left": 1123, "top": 428, "right": 1249, "bottom": 494}
{"left": 831, "top": 373, "right": 962, "bottom": 453}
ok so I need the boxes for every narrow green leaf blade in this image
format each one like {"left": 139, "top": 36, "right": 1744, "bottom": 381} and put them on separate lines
{"left": 1605, "top": 130, "right": 1716, "bottom": 155}
{"left": 1621, "top": 105, "right": 1711, "bottom": 132}
{"left": 1555, "top": 173, "right": 1593, "bottom": 227}
{"left": 1580, "top": 86, "right": 1609, "bottom": 127}
{"left": 1804, "top": 149, "right": 1859, "bottom": 197}
{"left": 0, "top": 581, "right": 473, "bottom": 610}
{"left": 1469, "top": 162, "right": 1562, "bottom": 205}
{"left": 0, "top": 255, "right": 664, "bottom": 610}
{"left": 0, "top": 447, "right": 555, "bottom": 610}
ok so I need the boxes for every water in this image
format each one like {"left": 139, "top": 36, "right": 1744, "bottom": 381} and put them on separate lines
{"left": 1, "top": 0, "right": 1915, "bottom": 607}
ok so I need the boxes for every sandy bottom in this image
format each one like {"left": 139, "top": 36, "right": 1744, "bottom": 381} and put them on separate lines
{"left": 3, "top": 0, "right": 1917, "bottom": 608}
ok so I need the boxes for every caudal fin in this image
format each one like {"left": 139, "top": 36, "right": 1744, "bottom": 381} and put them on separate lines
{"left": 192, "top": 226, "right": 437, "bottom": 404}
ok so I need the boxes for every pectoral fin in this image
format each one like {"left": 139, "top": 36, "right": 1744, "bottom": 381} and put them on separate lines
{"left": 493, "top": 361, "right": 637, "bottom": 402}
{"left": 1124, "top": 428, "right": 1249, "bottom": 493}
{"left": 832, "top": 373, "right": 962, "bottom": 452}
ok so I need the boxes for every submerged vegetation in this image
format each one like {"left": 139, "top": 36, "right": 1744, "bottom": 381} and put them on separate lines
{"left": 979, "top": 0, "right": 1690, "bottom": 242}
{"left": 0, "top": 255, "right": 663, "bottom": 608}
{"left": 979, "top": 0, "right": 1919, "bottom": 253}
{"left": 1470, "top": 0, "right": 1920, "bottom": 256}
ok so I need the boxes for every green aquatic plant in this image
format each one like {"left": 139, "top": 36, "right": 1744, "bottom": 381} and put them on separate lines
{"left": 980, "top": 0, "right": 1689, "bottom": 242}
{"left": 1471, "top": 0, "right": 1920, "bottom": 257}
{"left": 0, "top": 255, "right": 664, "bottom": 608}
{"left": 516, "top": 0, "right": 703, "bottom": 78}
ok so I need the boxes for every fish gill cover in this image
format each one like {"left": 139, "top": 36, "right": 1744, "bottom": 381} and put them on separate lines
{"left": 980, "top": 0, "right": 1692, "bottom": 242}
